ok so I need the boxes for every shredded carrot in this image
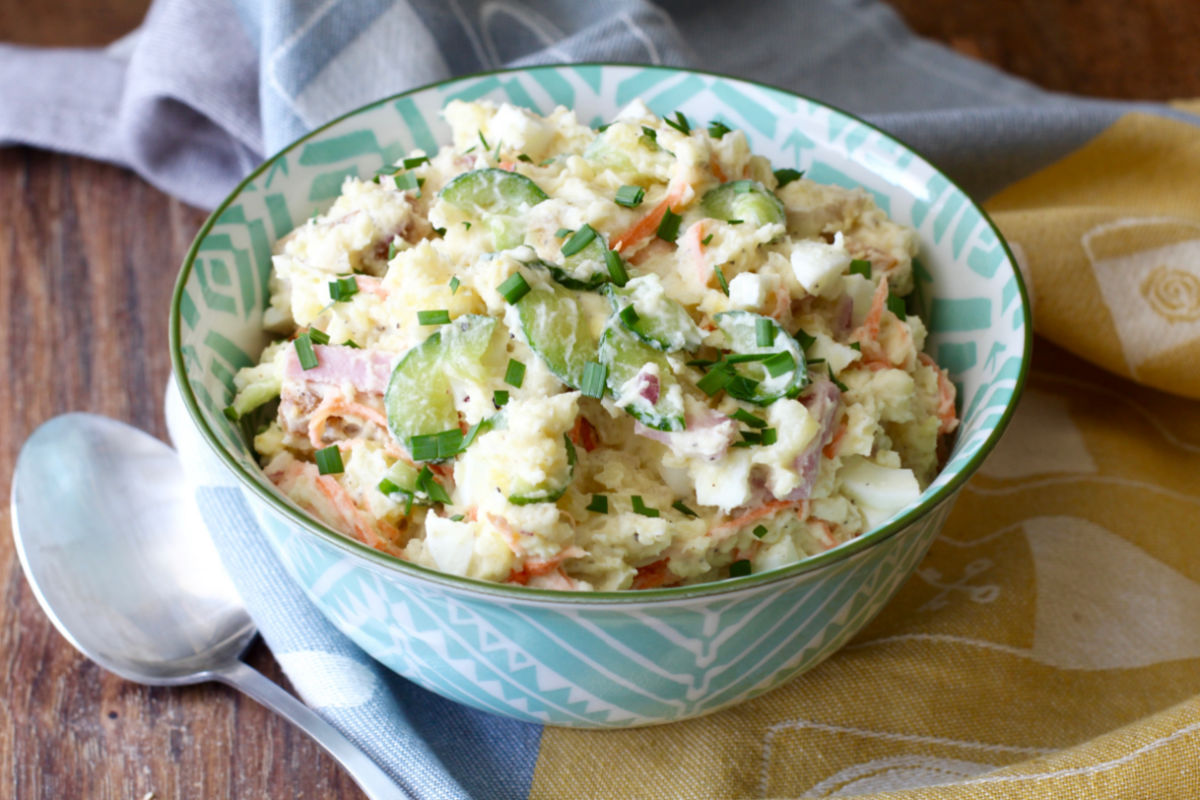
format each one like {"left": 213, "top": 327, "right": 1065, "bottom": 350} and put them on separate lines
{"left": 568, "top": 415, "right": 600, "bottom": 452}
{"left": 811, "top": 519, "right": 837, "bottom": 550}
{"left": 823, "top": 419, "right": 848, "bottom": 459}
{"left": 850, "top": 277, "right": 891, "bottom": 365}
{"left": 711, "top": 159, "right": 728, "bottom": 183}
{"left": 308, "top": 395, "right": 389, "bottom": 448}
{"left": 631, "top": 558, "right": 676, "bottom": 590}
{"left": 919, "top": 353, "right": 960, "bottom": 434}
{"left": 353, "top": 274, "right": 390, "bottom": 298}
{"left": 611, "top": 180, "right": 691, "bottom": 254}
{"left": 506, "top": 547, "right": 586, "bottom": 586}
{"left": 710, "top": 500, "right": 802, "bottom": 539}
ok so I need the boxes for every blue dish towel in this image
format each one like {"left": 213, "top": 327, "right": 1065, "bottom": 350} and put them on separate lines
{"left": 9, "top": 2, "right": 1200, "bottom": 798}
{"left": 4, "top": 0, "right": 1155, "bottom": 209}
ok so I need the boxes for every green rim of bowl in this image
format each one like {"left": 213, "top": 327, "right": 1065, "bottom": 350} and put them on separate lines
{"left": 170, "top": 62, "right": 1033, "bottom": 605}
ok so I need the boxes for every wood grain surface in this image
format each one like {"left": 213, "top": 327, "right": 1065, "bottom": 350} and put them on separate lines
{"left": 2, "top": 3, "right": 1198, "bottom": 799}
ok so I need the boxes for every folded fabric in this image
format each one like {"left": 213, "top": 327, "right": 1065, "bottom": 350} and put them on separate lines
{"left": 16, "top": 0, "right": 1200, "bottom": 797}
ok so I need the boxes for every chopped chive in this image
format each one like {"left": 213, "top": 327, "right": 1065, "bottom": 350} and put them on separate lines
{"left": 756, "top": 317, "right": 775, "bottom": 347}
{"left": 450, "top": 514, "right": 465, "bottom": 522}
{"left": 708, "top": 120, "right": 732, "bottom": 138}
{"left": 618, "top": 305, "right": 640, "bottom": 328}
{"left": 740, "top": 430, "right": 762, "bottom": 445}
{"left": 307, "top": 327, "right": 331, "bottom": 345}
{"left": 849, "top": 341, "right": 862, "bottom": 352}
{"left": 752, "top": 524, "right": 768, "bottom": 539}
{"left": 376, "top": 164, "right": 401, "bottom": 176}
{"left": 701, "top": 233, "right": 713, "bottom": 245}
{"left": 696, "top": 364, "right": 733, "bottom": 396}
{"left": 417, "top": 309, "right": 451, "bottom": 325}
{"left": 596, "top": 122, "right": 612, "bottom": 133}
{"left": 504, "top": 359, "right": 526, "bottom": 388}
{"left": 314, "top": 445, "right": 344, "bottom": 475}
{"left": 764, "top": 351, "right": 796, "bottom": 377}
{"left": 555, "top": 227, "right": 572, "bottom": 239}
{"left": 223, "top": 406, "right": 239, "bottom": 422}
{"left": 493, "top": 389, "right": 510, "bottom": 407}
{"left": 714, "top": 265, "right": 730, "bottom": 295}
{"left": 295, "top": 333, "right": 319, "bottom": 370}
{"left": 729, "top": 559, "right": 752, "bottom": 578}
{"left": 732, "top": 408, "right": 768, "bottom": 428}
{"left": 664, "top": 110, "right": 691, "bottom": 135}
{"left": 886, "top": 293, "right": 907, "bottom": 320}
{"left": 498, "top": 272, "right": 531, "bottom": 304}
{"left": 463, "top": 221, "right": 471, "bottom": 230}
{"left": 656, "top": 208, "right": 682, "bottom": 242}
{"left": 517, "top": 153, "right": 533, "bottom": 163}
{"left": 539, "top": 157, "right": 555, "bottom": 166}
{"left": 848, "top": 259, "right": 872, "bottom": 278}
{"left": 794, "top": 329, "right": 816, "bottom": 350}
{"left": 449, "top": 276, "right": 460, "bottom": 294}
{"left": 433, "top": 226, "right": 447, "bottom": 237}
{"left": 727, "top": 374, "right": 761, "bottom": 397}
{"left": 478, "top": 130, "right": 490, "bottom": 150}
{"left": 723, "top": 352, "right": 773, "bottom": 364}
{"left": 672, "top": 500, "right": 698, "bottom": 517}
{"left": 727, "top": 219, "right": 744, "bottom": 225}
{"left": 393, "top": 172, "right": 423, "bottom": 195}
{"left": 806, "top": 357, "right": 827, "bottom": 366}
{"left": 686, "top": 358, "right": 716, "bottom": 367}
{"left": 561, "top": 224, "right": 597, "bottom": 257}
{"left": 605, "top": 249, "right": 629, "bottom": 286}
{"left": 459, "top": 421, "right": 484, "bottom": 451}
{"left": 773, "top": 168, "right": 804, "bottom": 188}
{"left": 614, "top": 184, "right": 645, "bottom": 208}
{"left": 463, "top": 146, "right": 476, "bottom": 155}
{"left": 580, "top": 361, "right": 608, "bottom": 399}
{"left": 329, "top": 275, "right": 359, "bottom": 302}
{"left": 760, "top": 427, "right": 777, "bottom": 446}
{"left": 342, "top": 339, "right": 361, "bottom": 349}
{"left": 410, "top": 428, "right": 466, "bottom": 460}
{"left": 731, "top": 441, "right": 753, "bottom": 448}
{"left": 639, "top": 126, "right": 659, "bottom": 149}
{"left": 586, "top": 494, "right": 609, "bottom": 514}
{"left": 416, "top": 465, "right": 451, "bottom": 504}
{"left": 402, "top": 155, "right": 430, "bottom": 169}
{"left": 387, "top": 240, "right": 397, "bottom": 260}
{"left": 409, "top": 434, "right": 440, "bottom": 461}
{"left": 631, "top": 495, "right": 659, "bottom": 518}
{"left": 830, "top": 373, "right": 849, "bottom": 393}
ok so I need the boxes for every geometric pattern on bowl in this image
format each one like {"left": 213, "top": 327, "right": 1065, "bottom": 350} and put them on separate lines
{"left": 172, "top": 65, "right": 1029, "bottom": 726}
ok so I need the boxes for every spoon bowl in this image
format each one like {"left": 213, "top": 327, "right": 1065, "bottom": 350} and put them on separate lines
{"left": 11, "top": 413, "right": 401, "bottom": 800}
{"left": 12, "top": 413, "right": 254, "bottom": 685}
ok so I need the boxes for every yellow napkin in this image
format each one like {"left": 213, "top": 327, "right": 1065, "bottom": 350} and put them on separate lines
{"left": 526, "top": 110, "right": 1200, "bottom": 799}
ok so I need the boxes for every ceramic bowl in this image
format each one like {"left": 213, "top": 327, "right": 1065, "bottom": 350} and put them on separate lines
{"left": 170, "top": 64, "right": 1030, "bottom": 728}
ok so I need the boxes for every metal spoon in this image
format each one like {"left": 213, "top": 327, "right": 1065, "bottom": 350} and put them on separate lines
{"left": 11, "top": 413, "right": 402, "bottom": 800}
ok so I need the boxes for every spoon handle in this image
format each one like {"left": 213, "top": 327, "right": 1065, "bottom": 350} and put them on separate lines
{"left": 214, "top": 660, "right": 407, "bottom": 800}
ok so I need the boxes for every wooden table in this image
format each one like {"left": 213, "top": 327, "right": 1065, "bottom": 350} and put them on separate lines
{"left": 2, "top": 2, "right": 1197, "bottom": 797}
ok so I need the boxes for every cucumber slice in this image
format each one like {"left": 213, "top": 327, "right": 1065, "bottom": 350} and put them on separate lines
{"left": 547, "top": 234, "right": 611, "bottom": 291}
{"left": 515, "top": 282, "right": 598, "bottom": 389}
{"left": 440, "top": 168, "right": 549, "bottom": 215}
{"left": 385, "top": 315, "right": 502, "bottom": 451}
{"left": 603, "top": 277, "right": 702, "bottom": 352}
{"left": 599, "top": 323, "right": 685, "bottom": 432}
{"left": 700, "top": 180, "right": 785, "bottom": 228}
{"left": 508, "top": 435, "right": 577, "bottom": 505}
{"left": 441, "top": 169, "right": 549, "bottom": 251}
{"left": 713, "top": 310, "right": 807, "bottom": 405}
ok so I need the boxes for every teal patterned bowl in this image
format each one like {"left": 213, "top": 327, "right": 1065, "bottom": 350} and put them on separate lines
{"left": 170, "top": 65, "right": 1030, "bottom": 728}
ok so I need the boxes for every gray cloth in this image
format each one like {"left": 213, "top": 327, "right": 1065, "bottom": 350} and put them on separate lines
{"left": 0, "top": 0, "right": 1157, "bottom": 208}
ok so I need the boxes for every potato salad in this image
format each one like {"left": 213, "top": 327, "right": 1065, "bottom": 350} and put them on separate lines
{"left": 228, "top": 100, "right": 959, "bottom": 591}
